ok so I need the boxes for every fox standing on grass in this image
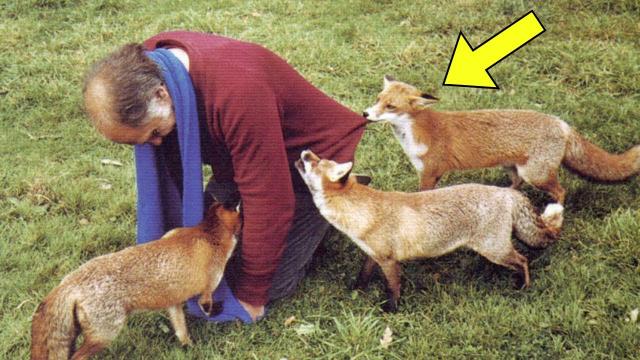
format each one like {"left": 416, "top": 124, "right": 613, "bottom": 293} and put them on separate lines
{"left": 30, "top": 202, "right": 240, "bottom": 360}
{"left": 364, "top": 76, "right": 640, "bottom": 203}
{"left": 296, "top": 150, "right": 564, "bottom": 312}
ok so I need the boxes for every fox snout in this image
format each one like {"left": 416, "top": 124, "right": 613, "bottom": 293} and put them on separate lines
{"left": 362, "top": 111, "right": 377, "bottom": 124}
{"left": 362, "top": 106, "right": 378, "bottom": 121}
{"left": 300, "top": 149, "right": 320, "bottom": 164}
{"left": 301, "top": 149, "right": 313, "bottom": 162}
{"left": 295, "top": 150, "right": 314, "bottom": 175}
{"left": 363, "top": 103, "right": 392, "bottom": 123}
{"left": 296, "top": 150, "right": 327, "bottom": 188}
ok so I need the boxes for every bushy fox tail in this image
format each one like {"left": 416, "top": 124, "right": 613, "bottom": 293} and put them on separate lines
{"left": 563, "top": 129, "right": 640, "bottom": 182}
{"left": 512, "top": 196, "right": 564, "bottom": 249}
{"left": 31, "top": 287, "right": 79, "bottom": 360}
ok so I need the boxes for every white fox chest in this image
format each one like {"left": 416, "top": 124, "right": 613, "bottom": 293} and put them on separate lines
{"left": 391, "top": 122, "right": 428, "bottom": 173}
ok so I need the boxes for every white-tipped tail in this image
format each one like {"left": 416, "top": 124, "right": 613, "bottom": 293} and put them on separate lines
{"left": 541, "top": 203, "right": 564, "bottom": 230}
{"left": 513, "top": 197, "right": 564, "bottom": 249}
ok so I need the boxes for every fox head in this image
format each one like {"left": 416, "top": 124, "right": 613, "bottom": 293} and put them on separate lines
{"left": 363, "top": 75, "right": 438, "bottom": 123}
{"left": 201, "top": 200, "right": 242, "bottom": 237}
{"left": 295, "top": 150, "right": 353, "bottom": 193}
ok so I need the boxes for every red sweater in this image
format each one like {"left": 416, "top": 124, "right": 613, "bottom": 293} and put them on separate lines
{"left": 144, "top": 32, "right": 366, "bottom": 305}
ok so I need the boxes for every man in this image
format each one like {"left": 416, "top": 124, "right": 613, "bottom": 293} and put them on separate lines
{"left": 83, "top": 31, "right": 366, "bottom": 322}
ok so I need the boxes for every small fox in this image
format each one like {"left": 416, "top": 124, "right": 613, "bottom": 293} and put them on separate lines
{"left": 30, "top": 202, "right": 240, "bottom": 360}
{"left": 364, "top": 76, "right": 640, "bottom": 203}
{"left": 296, "top": 150, "right": 563, "bottom": 312}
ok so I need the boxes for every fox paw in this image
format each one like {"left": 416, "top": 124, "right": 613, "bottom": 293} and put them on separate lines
{"left": 199, "top": 300, "right": 224, "bottom": 317}
{"left": 199, "top": 300, "right": 212, "bottom": 316}
{"left": 349, "top": 279, "right": 369, "bottom": 291}
{"left": 382, "top": 300, "right": 398, "bottom": 313}
{"left": 513, "top": 274, "right": 530, "bottom": 290}
{"left": 180, "top": 337, "right": 194, "bottom": 347}
{"left": 209, "top": 301, "right": 224, "bottom": 317}
{"left": 382, "top": 288, "right": 400, "bottom": 313}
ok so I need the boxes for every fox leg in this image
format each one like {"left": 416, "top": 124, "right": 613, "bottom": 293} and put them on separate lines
{"left": 200, "top": 299, "right": 223, "bottom": 317}
{"left": 419, "top": 175, "right": 438, "bottom": 190}
{"left": 72, "top": 304, "right": 123, "bottom": 360}
{"left": 378, "top": 260, "right": 402, "bottom": 313}
{"left": 517, "top": 158, "right": 566, "bottom": 203}
{"left": 534, "top": 172, "right": 566, "bottom": 204}
{"left": 352, "top": 256, "right": 377, "bottom": 290}
{"left": 199, "top": 272, "right": 224, "bottom": 317}
{"left": 504, "top": 166, "right": 524, "bottom": 189}
{"left": 419, "top": 167, "right": 442, "bottom": 190}
{"left": 167, "top": 305, "right": 192, "bottom": 346}
{"left": 469, "top": 236, "right": 530, "bottom": 289}
{"left": 197, "top": 292, "right": 221, "bottom": 317}
{"left": 71, "top": 328, "right": 111, "bottom": 360}
{"left": 503, "top": 250, "right": 530, "bottom": 289}
{"left": 71, "top": 338, "right": 109, "bottom": 360}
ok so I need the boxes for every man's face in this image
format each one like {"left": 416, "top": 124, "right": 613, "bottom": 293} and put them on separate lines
{"left": 89, "top": 85, "right": 176, "bottom": 146}
{"left": 98, "top": 106, "right": 176, "bottom": 146}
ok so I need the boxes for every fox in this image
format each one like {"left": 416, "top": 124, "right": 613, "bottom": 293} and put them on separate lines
{"left": 30, "top": 202, "right": 241, "bottom": 360}
{"left": 363, "top": 76, "right": 640, "bottom": 204}
{"left": 295, "top": 150, "right": 564, "bottom": 312}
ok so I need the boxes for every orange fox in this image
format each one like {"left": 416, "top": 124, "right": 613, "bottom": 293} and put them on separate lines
{"left": 296, "top": 150, "right": 563, "bottom": 312}
{"left": 30, "top": 202, "right": 240, "bottom": 360}
{"left": 364, "top": 76, "right": 640, "bottom": 203}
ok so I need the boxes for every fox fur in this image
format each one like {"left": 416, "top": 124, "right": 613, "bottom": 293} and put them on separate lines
{"left": 30, "top": 202, "right": 240, "bottom": 360}
{"left": 364, "top": 76, "right": 640, "bottom": 203}
{"left": 296, "top": 150, "right": 564, "bottom": 312}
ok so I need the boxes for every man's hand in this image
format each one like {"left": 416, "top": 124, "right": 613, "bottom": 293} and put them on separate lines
{"left": 238, "top": 299, "right": 265, "bottom": 321}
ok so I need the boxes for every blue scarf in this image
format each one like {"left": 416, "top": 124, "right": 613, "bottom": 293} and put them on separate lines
{"left": 134, "top": 49, "right": 253, "bottom": 324}
{"left": 134, "top": 48, "right": 203, "bottom": 244}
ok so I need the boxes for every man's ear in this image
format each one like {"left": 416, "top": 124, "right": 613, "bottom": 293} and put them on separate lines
{"left": 155, "top": 85, "right": 171, "bottom": 104}
{"left": 410, "top": 93, "right": 439, "bottom": 108}
{"left": 327, "top": 162, "right": 353, "bottom": 182}
{"left": 383, "top": 75, "right": 395, "bottom": 89}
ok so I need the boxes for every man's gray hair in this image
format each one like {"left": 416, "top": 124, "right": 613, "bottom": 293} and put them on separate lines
{"left": 83, "top": 44, "right": 163, "bottom": 127}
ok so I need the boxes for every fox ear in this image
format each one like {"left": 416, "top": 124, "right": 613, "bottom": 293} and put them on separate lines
{"left": 383, "top": 75, "right": 395, "bottom": 89}
{"left": 410, "top": 94, "right": 438, "bottom": 108}
{"left": 327, "top": 161, "right": 353, "bottom": 182}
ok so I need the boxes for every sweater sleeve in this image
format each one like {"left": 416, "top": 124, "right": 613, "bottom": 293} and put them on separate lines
{"left": 219, "top": 82, "right": 295, "bottom": 306}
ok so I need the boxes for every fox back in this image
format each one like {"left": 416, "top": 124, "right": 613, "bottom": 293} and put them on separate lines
{"left": 300, "top": 164, "right": 545, "bottom": 261}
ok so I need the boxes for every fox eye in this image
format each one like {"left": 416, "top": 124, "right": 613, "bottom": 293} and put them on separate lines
{"left": 385, "top": 104, "right": 396, "bottom": 110}
{"left": 151, "top": 129, "right": 161, "bottom": 138}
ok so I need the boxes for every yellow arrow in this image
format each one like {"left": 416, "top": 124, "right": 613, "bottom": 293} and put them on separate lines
{"left": 443, "top": 11, "right": 545, "bottom": 89}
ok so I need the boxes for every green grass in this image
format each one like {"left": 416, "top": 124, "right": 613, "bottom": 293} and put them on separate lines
{"left": 2, "top": 0, "right": 639, "bottom": 358}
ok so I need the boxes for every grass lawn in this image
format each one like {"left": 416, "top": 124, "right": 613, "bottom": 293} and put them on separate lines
{"left": 1, "top": 0, "right": 639, "bottom": 358}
